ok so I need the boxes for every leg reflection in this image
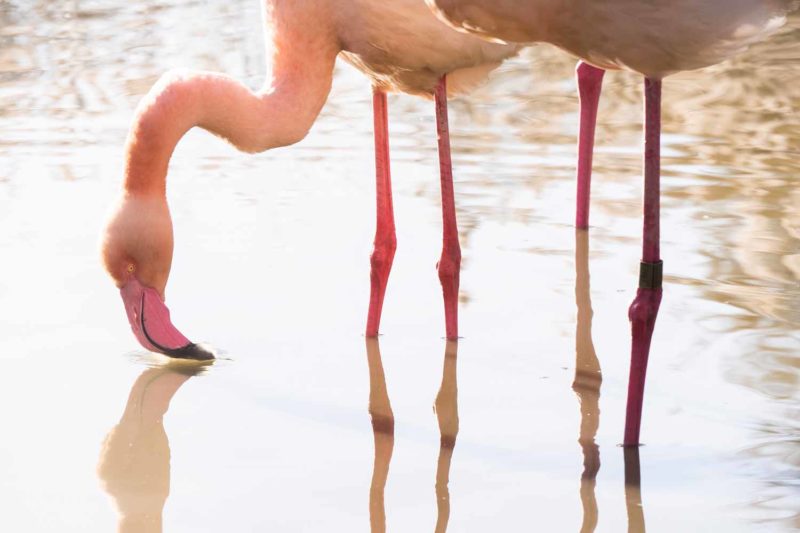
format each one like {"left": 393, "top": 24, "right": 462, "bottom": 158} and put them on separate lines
{"left": 573, "top": 229, "right": 602, "bottom": 533}
{"left": 434, "top": 340, "right": 459, "bottom": 533}
{"left": 366, "top": 338, "right": 395, "bottom": 533}
{"left": 365, "top": 339, "right": 459, "bottom": 532}
{"left": 624, "top": 447, "right": 646, "bottom": 533}
{"left": 97, "top": 362, "right": 208, "bottom": 533}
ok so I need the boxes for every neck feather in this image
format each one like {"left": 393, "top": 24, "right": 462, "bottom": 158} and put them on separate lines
{"left": 123, "top": 1, "right": 339, "bottom": 196}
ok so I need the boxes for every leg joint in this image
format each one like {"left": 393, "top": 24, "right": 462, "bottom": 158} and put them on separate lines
{"left": 370, "top": 237, "right": 397, "bottom": 269}
{"left": 437, "top": 251, "right": 461, "bottom": 283}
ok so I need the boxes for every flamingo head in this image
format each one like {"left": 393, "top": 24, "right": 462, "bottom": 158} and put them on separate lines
{"left": 101, "top": 193, "right": 214, "bottom": 360}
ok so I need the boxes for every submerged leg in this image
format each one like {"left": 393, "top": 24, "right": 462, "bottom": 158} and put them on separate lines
{"left": 575, "top": 62, "right": 605, "bottom": 230}
{"left": 366, "top": 88, "right": 397, "bottom": 337}
{"left": 433, "top": 76, "right": 461, "bottom": 340}
{"left": 624, "top": 78, "right": 663, "bottom": 447}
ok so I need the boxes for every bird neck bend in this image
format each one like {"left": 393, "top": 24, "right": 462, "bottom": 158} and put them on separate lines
{"left": 123, "top": 0, "right": 339, "bottom": 197}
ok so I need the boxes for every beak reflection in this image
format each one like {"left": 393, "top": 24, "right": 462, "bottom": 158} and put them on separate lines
{"left": 97, "top": 361, "right": 210, "bottom": 532}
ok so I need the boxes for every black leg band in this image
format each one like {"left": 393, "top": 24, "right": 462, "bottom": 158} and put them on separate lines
{"left": 638, "top": 260, "right": 663, "bottom": 289}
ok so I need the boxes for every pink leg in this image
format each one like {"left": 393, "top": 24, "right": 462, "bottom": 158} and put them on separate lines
{"left": 624, "top": 78, "right": 663, "bottom": 446}
{"left": 575, "top": 62, "right": 605, "bottom": 230}
{"left": 433, "top": 76, "right": 461, "bottom": 340}
{"left": 366, "top": 88, "right": 397, "bottom": 337}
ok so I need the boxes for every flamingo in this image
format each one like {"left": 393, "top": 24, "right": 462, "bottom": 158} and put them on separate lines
{"left": 425, "top": 0, "right": 798, "bottom": 445}
{"left": 101, "top": 0, "right": 519, "bottom": 360}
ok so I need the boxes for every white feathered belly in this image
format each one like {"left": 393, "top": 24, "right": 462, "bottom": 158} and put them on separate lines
{"left": 336, "top": 0, "right": 519, "bottom": 96}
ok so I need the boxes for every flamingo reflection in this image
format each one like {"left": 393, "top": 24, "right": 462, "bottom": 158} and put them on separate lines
{"left": 365, "top": 338, "right": 395, "bottom": 533}
{"left": 572, "top": 229, "right": 647, "bottom": 532}
{"left": 434, "top": 340, "right": 459, "bottom": 533}
{"left": 97, "top": 363, "right": 208, "bottom": 533}
{"left": 624, "top": 448, "right": 646, "bottom": 533}
{"left": 572, "top": 229, "right": 602, "bottom": 533}
{"left": 364, "top": 339, "right": 459, "bottom": 532}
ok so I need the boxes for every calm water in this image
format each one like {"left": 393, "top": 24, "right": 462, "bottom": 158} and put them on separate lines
{"left": 0, "top": 1, "right": 798, "bottom": 531}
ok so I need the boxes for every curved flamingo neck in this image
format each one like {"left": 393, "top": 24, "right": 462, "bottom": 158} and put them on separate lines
{"left": 122, "top": 0, "right": 339, "bottom": 197}
{"left": 122, "top": 75, "right": 200, "bottom": 197}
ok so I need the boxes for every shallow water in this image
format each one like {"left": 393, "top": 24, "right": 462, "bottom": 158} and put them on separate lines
{"left": 0, "top": 1, "right": 798, "bottom": 531}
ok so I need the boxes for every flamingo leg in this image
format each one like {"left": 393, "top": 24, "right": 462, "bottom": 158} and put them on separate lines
{"left": 433, "top": 76, "right": 461, "bottom": 340}
{"left": 623, "top": 78, "right": 663, "bottom": 447}
{"left": 575, "top": 61, "right": 605, "bottom": 230}
{"left": 366, "top": 88, "right": 397, "bottom": 337}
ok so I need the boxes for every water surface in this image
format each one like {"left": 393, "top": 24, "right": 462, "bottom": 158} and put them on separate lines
{"left": 0, "top": 1, "right": 798, "bottom": 531}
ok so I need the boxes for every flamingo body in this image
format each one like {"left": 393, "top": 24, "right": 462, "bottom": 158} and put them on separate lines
{"left": 428, "top": 0, "right": 796, "bottom": 78}
{"left": 338, "top": 0, "right": 519, "bottom": 95}
{"left": 102, "top": 0, "right": 520, "bottom": 355}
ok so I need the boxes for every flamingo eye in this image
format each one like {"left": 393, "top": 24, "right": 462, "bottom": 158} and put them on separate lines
{"left": 127, "top": 264, "right": 135, "bottom": 273}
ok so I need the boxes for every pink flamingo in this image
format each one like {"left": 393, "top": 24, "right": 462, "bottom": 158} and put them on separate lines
{"left": 426, "top": 0, "right": 797, "bottom": 445}
{"left": 100, "top": 1, "right": 518, "bottom": 360}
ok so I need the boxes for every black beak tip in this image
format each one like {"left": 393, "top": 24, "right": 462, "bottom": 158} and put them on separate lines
{"left": 162, "top": 343, "right": 216, "bottom": 361}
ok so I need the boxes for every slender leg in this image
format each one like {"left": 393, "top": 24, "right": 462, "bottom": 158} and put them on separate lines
{"left": 575, "top": 62, "right": 605, "bottom": 230}
{"left": 366, "top": 88, "right": 397, "bottom": 337}
{"left": 623, "top": 78, "right": 663, "bottom": 447}
{"left": 433, "top": 76, "right": 461, "bottom": 340}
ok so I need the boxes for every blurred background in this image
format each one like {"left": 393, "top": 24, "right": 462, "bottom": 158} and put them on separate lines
{"left": 0, "top": 1, "right": 798, "bottom": 531}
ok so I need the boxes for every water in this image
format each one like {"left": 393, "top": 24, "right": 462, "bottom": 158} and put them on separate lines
{"left": 0, "top": 1, "right": 798, "bottom": 531}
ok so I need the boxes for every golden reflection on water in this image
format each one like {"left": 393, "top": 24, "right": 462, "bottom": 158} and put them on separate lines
{"left": 574, "top": 229, "right": 651, "bottom": 533}
{"left": 97, "top": 362, "right": 209, "bottom": 533}
{"left": 433, "top": 340, "right": 459, "bottom": 533}
{"left": 366, "top": 338, "right": 459, "bottom": 532}
{"left": 365, "top": 338, "right": 394, "bottom": 533}
{"left": 624, "top": 448, "right": 646, "bottom": 533}
{"left": 573, "top": 230, "right": 602, "bottom": 533}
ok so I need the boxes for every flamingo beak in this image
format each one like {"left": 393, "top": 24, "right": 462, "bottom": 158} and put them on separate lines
{"left": 119, "top": 278, "right": 215, "bottom": 361}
